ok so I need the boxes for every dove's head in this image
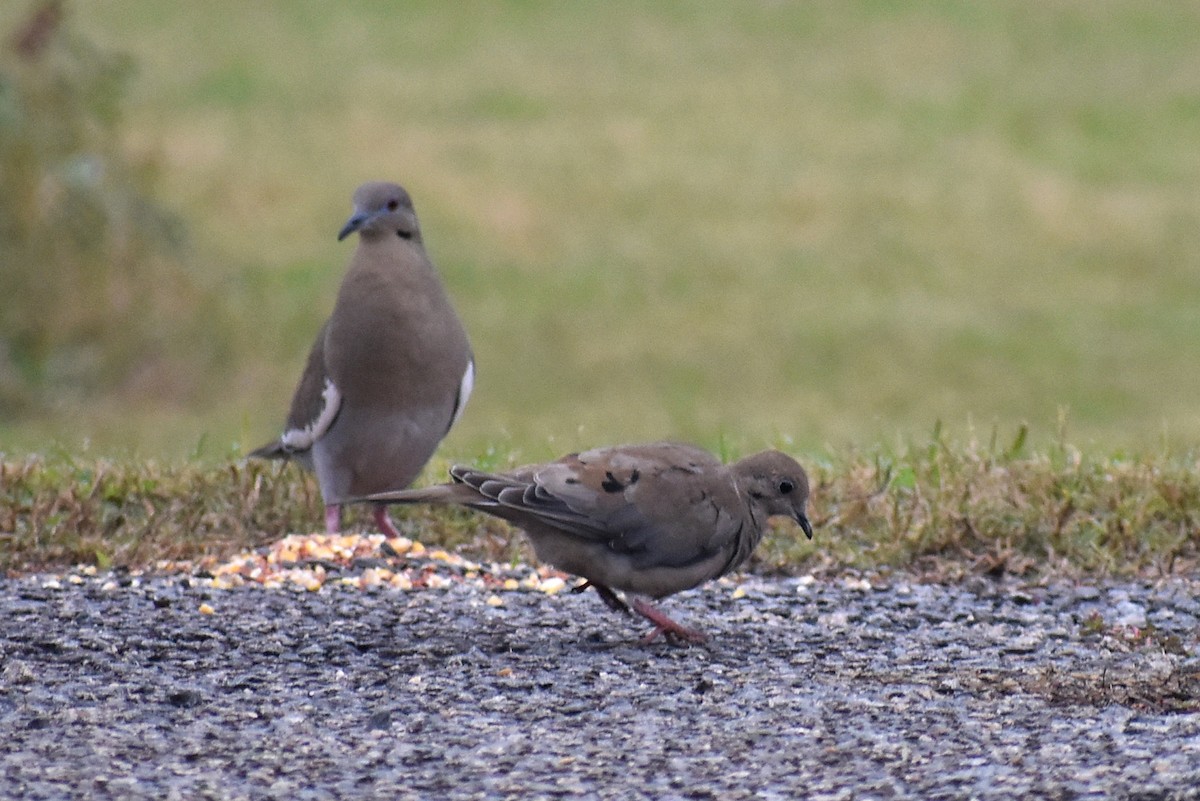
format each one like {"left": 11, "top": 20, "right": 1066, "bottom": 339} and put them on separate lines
{"left": 339, "top": 181, "right": 421, "bottom": 243}
{"left": 734, "top": 450, "right": 814, "bottom": 539}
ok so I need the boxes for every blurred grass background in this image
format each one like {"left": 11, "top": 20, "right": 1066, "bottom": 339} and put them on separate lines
{"left": 2, "top": 0, "right": 1199, "bottom": 466}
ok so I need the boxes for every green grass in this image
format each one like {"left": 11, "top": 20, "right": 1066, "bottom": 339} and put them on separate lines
{"left": 2, "top": 1, "right": 1199, "bottom": 460}
{"left": 4, "top": 428, "right": 1198, "bottom": 578}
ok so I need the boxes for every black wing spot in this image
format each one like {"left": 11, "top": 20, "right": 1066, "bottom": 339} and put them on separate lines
{"left": 601, "top": 471, "right": 624, "bottom": 493}
{"left": 396, "top": 229, "right": 413, "bottom": 239}
{"left": 628, "top": 469, "right": 640, "bottom": 484}
{"left": 565, "top": 477, "right": 580, "bottom": 485}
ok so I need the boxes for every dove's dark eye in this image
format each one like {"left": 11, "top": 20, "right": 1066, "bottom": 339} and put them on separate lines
{"left": 778, "top": 479, "right": 795, "bottom": 495}
{"left": 387, "top": 199, "right": 399, "bottom": 211}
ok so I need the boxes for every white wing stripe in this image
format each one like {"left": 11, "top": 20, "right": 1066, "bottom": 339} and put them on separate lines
{"left": 280, "top": 379, "right": 342, "bottom": 452}
{"left": 449, "top": 359, "right": 475, "bottom": 429}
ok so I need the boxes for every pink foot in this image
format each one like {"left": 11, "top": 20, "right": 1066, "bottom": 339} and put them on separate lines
{"left": 373, "top": 504, "right": 405, "bottom": 539}
{"left": 324, "top": 504, "right": 341, "bottom": 534}
{"left": 630, "top": 597, "right": 707, "bottom": 645}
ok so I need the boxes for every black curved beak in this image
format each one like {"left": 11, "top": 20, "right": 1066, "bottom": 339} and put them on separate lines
{"left": 337, "top": 212, "right": 367, "bottom": 241}
{"left": 796, "top": 512, "right": 814, "bottom": 540}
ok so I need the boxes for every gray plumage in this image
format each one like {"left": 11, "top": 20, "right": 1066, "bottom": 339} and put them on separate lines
{"left": 363, "top": 442, "right": 813, "bottom": 643}
{"left": 251, "top": 182, "right": 474, "bottom": 537}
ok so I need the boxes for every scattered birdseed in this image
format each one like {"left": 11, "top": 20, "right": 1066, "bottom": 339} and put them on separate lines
{"left": 172, "top": 532, "right": 574, "bottom": 596}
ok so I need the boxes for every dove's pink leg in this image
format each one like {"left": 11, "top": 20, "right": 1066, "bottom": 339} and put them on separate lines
{"left": 630, "top": 598, "right": 708, "bottom": 645}
{"left": 373, "top": 505, "right": 405, "bottom": 539}
{"left": 324, "top": 504, "right": 341, "bottom": 533}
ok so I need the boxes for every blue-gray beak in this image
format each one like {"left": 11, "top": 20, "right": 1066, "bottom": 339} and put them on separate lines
{"left": 337, "top": 212, "right": 368, "bottom": 241}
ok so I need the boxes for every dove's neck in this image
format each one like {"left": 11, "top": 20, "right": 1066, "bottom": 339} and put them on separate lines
{"left": 732, "top": 475, "right": 763, "bottom": 531}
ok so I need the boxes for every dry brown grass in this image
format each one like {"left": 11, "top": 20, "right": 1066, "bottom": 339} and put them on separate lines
{"left": 757, "top": 426, "right": 1200, "bottom": 581}
{"left": 0, "top": 456, "right": 316, "bottom": 572}
{"left": 1026, "top": 662, "right": 1200, "bottom": 714}
{"left": 4, "top": 431, "right": 1198, "bottom": 579}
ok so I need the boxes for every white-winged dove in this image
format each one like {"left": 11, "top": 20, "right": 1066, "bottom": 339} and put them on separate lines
{"left": 251, "top": 182, "right": 474, "bottom": 538}
{"left": 363, "top": 442, "right": 813, "bottom": 643}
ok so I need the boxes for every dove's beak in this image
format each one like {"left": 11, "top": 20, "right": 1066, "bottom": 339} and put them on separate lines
{"left": 338, "top": 211, "right": 368, "bottom": 241}
{"left": 796, "top": 512, "right": 814, "bottom": 540}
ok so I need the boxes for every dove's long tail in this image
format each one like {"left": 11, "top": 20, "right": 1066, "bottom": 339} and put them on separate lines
{"left": 247, "top": 440, "right": 290, "bottom": 460}
{"left": 357, "top": 482, "right": 481, "bottom": 507}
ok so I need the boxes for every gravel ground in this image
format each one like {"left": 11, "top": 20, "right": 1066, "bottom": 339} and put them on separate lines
{"left": 2, "top": 570, "right": 1199, "bottom": 800}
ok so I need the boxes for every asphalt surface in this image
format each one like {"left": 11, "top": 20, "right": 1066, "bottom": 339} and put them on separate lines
{"left": 2, "top": 570, "right": 1199, "bottom": 800}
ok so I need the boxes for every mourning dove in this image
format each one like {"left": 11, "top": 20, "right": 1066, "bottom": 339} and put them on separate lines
{"left": 251, "top": 182, "right": 474, "bottom": 538}
{"left": 362, "top": 442, "right": 813, "bottom": 643}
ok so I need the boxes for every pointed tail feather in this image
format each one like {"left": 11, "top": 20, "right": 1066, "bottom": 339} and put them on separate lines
{"left": 357, "top": 483, "right": 482, "bottom": 507}
{"left": 248, "top": 440, "right": 289, "bottom": 460}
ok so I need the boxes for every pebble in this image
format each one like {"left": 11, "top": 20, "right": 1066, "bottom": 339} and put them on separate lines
{"left": 0, "top": 572, "right": 1198, "bottom": 800}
